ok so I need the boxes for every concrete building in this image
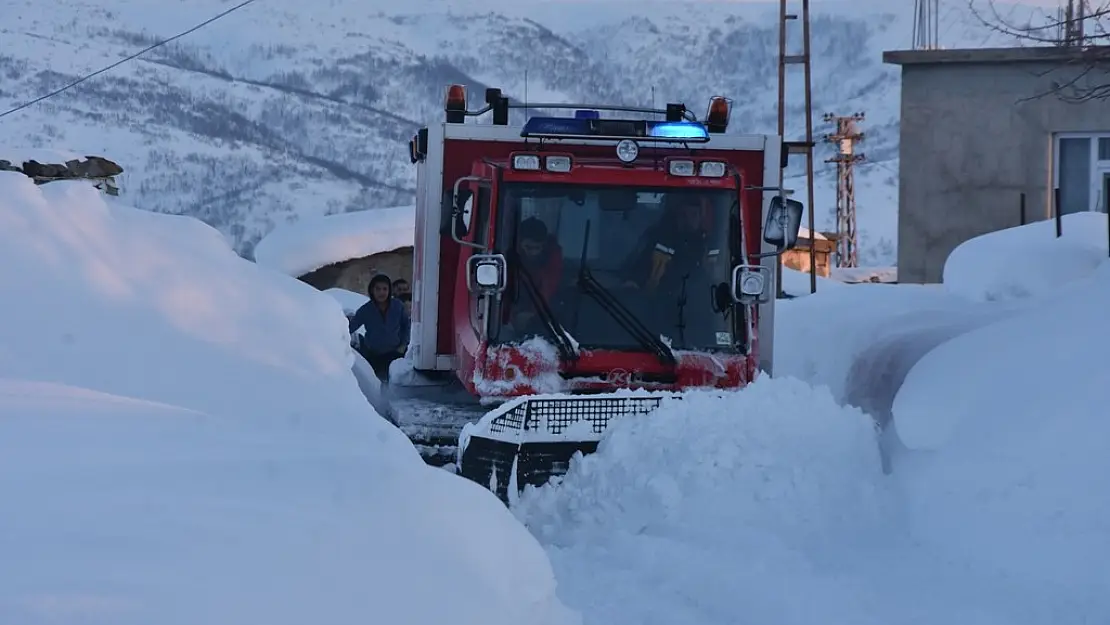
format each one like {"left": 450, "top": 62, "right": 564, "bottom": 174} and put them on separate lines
{"left": 883, "top": 46, "right": 1110, "bottom": 283}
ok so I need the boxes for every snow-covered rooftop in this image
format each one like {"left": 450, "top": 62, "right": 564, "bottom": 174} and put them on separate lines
{"left": 253, "top": 205, "right": 415, "bottom": 278}
{"left": 797, "top": 226, "right": 828, "bottom": 241}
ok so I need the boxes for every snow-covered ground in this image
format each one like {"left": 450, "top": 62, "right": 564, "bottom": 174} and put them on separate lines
{"left": 514, "top": 212, "right": 1110, "bottom": 624}
{"left": 4, "top": 162, "right": 1107, "bottom": 624}
{"left": 0, "top": 173, "right": 575, "bottom": 625}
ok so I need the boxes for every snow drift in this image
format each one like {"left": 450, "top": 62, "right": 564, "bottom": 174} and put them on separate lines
{"left": 893, "top": 213, "right": 1110, "bottom": 616}
{"left": 514, "top": 378, "right": 902, "bottom": 625}
{"left": 520, "top": 214, "right": 1110, "bottom": 624}
{"left": 0, "top": 173, "right": 575, "bottom": 625}
{"left": 774, "top": 280, "right": 972, "bottom": 402}
{"left": 942, "top": 211, "right": 1109, "bottom": 302}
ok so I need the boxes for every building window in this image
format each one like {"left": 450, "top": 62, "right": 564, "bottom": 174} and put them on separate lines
{"left": 1054, "top": 133, "right": 1110, "bottom": 214}
{"left": 1100, "top": 138, "right": 1110, "bottom": 161}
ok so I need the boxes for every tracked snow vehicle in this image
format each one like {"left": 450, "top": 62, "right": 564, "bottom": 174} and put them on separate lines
{"left": 382, "top": 85, "right": 804, "bottom": 502}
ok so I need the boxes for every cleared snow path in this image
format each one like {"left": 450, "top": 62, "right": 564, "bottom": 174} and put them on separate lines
{"left": 840, "top": 307, "right": 1019, "bottom": 471}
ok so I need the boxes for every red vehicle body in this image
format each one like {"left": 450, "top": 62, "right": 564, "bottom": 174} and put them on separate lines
{"left": 396, "top": 86, "right": 803, "bottom": 501}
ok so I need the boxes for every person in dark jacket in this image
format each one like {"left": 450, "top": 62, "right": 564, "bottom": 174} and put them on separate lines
{"left": 621, "top": 196, "right": 710, "bottom": 293}
{"left": 350, "top": 273, "right": 410, "bottom": 381}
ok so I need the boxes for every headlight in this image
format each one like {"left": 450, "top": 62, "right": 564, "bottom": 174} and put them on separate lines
{"left": 512, "top": 154, "right": 541, "bottom": 170}
{"left": 545, "top": 155, "right": 572, "bottom": 172}
{"left": 616, "top": 139, "right": 639, "bottom": 163}
{"left": 699, "top": 161, "right": 727, "bottom": 177}
{"left": 739, "top": 272, "right": 765, "bottom": 297}
{"left": 668, "top": 159, "right": 695, "bottom": 176}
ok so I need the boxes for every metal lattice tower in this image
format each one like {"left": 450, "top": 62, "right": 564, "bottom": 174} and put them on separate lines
{"left": 913, "top": 0, "right": 940, "bottom": 49}
{"left": 823, "top": 113, "right": 866, "bottom": 268}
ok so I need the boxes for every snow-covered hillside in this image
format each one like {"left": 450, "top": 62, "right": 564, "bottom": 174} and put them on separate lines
{"left": 2, "top": 0, "right": 1048, "bottom": 263}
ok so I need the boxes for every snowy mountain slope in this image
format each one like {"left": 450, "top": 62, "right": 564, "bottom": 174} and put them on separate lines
{"left": 1, "top": 0, "right": 1043, "bottom": 262}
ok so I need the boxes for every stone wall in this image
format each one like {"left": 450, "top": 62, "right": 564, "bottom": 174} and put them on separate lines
{"left": 298, "top": 246, "right": 414, "bottom": 295}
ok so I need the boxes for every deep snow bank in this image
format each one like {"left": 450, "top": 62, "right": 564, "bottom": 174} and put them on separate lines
{"left": 0, "top": 174, "right": 575, "bottom": 625}
{"left": 774, "top": 281, "right": 973, "bottom": 402}
{"left": 325, "top": 286, "right": 370, "bottom": 315}
{"left": 892, "top": 259, "right": 1110, "bottom": 617}
{"left": 253, "top": 205, "right": 415, "bottom": 277}
{"left": 515, "top": 377, "right": 899, "bottom": 625}
{"left": 943, "top": 211, "right": 1108, "bottom": 301}
{"left": 777, "top": 213, "right": 1110, "bottom": 401}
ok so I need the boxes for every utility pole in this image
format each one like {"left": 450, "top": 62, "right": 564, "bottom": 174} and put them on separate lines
{"left": 823, "top": 112, "right": 865, "bottom": 268}
{"left": 1060, "top": 0, "right": 1087, "bottom": 46}
{"left": 912, "top": 0, "right": 939, "bottom": 50}
{"left": 777, "top": 0, "right": 817, "bottom": 295}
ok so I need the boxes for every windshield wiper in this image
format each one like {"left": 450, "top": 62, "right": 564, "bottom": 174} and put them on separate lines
{"left": 576, "top": 221, "right": 677, "bottom": 367}
{"left": 675, "top": 274, "right": 688, "bottom": 348}
{"left": 514, "top": 256, "right": 578, "bottom": 362}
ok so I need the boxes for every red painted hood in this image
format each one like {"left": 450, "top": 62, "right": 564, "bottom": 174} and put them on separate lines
{"left": 472, "top": 343, "right": 756, "bottom": 398}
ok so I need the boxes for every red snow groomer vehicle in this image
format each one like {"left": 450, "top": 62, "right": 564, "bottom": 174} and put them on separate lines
{"left": 388, "top": 85, "right": 804, "bottom": 502}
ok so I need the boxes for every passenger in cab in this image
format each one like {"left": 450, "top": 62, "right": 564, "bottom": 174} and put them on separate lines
{"left": 349, "top": 273, "right": 410, "bottom": 381}
{"left": 621, "top": 195, "right": 711, "bottom": 292}
{"left": 508, "top": 217, "right": 564, "bottom": 331}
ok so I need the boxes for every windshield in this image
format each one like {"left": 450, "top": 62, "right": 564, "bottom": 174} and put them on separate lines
{"left": 491, "top": 182, "right": 743, "bottom": 353}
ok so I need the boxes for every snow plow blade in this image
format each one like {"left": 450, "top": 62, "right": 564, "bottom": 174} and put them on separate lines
{"left": 457, "top": 393, "right": 674, "bottom": 504}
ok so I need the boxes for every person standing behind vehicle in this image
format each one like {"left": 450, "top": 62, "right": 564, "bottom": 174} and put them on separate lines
{"left": 349, "top": 273, "right": 410, "bottom": 381}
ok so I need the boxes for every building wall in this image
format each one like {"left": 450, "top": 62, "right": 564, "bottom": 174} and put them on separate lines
{"left": 782, "top": 238, "right": 837, "bottom": 277}
{"left": 895, "top": 58, "right": 1110, "bottom": 283}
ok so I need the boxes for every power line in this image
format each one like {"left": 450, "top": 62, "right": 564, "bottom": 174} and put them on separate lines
{"left": 0, "top": 0, "right": 259, "bottom": 120}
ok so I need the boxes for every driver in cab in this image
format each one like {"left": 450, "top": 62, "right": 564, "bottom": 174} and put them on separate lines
{"left": 506, "top": 217, "right": 564, "bottom": 332}
{"left": 621, "top": 195, "right": 714, "bottom": 292}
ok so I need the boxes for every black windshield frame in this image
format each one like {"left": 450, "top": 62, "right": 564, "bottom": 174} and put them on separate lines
{"left": 488, "top": 182, "right": 746, "bottom": 354}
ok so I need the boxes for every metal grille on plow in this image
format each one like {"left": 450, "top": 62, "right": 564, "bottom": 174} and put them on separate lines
{"left": 487, "top": 396, "right": 666, "bottom": 437}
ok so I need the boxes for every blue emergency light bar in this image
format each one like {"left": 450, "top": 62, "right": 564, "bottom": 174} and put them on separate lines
{"left": 520, "top": 115, "right": 711, "bottom": 143}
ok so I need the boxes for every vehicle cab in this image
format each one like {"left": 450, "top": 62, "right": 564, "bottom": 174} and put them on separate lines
{"left": 408, "top": 86, "right": 804, "bottom": 402}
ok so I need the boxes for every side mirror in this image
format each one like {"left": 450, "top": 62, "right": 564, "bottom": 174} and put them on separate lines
{"left": 453, "top": 190, "right": 473, "bottom": 239}
{"left": 763, "top": 195, "right": 804, "bottom": 250}
{"left": 730, "top": 264, "right": 772, "bottom": 304}
{"left": 450, "top": 175, "right": 485, "bottom": 249}
{"left": 466, "top": 253, "right": 507, "bottom": 295}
